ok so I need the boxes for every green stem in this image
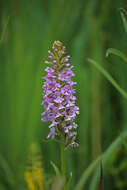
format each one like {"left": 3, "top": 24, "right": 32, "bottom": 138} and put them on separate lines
{"left": 60, "top": 143, "right": 66, "bottom": 176}
{"left": 60, "top": 143, "right": 66, "bottom": 190}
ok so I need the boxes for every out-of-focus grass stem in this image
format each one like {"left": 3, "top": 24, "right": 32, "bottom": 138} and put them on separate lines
{"left": 60, "top": 143, "right": 66, "bottom": 190}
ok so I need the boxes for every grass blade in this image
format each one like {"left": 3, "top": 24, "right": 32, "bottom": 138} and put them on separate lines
{"left": 89, "top": 130, "right": 127, "bottom": 190}
{"left": 0, "top": 155, "right": 15, "bottom": 187}
{"left": 97, "top": 161, "right": 103, "bottom": 190}
{"left": 51, "top": 161, "right": 61, "bottom": 176}
{"left": 66, "top": 172, "right": 72, "bottom": 190}
{"left": 87, "top": 58, "right": 127, "bottom": 100}
{"left": 0, "top": 16, "right": 9, "bottom": 44}
{"left": 120, "top": 9, "right": 127, "bottom": 35}
{"left": 75, "top": 130, "right": 127, "bottom": 190}
{"left": 74, "top": 156, "right": 102, "bottom": 190}
{"left": 106, "top": 48, "right": 127, "bottom": 63}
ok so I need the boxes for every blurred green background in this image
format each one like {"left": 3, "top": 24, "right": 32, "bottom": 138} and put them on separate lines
{"left": 0, "top": 0, "right": 127, "bottom": 189}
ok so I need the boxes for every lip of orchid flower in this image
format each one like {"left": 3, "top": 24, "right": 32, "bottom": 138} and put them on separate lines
{"left": 45, "top": 61, "right": 50, "bottom": 64}
{"left": 64, "top": 58, "right": 69, "bottom": 63}
{"left": 53, "top": 60, "right": 57, "bottom": 64}
{"left": 65, "top": 64, "right": 70, "bottom": 67}
{"left": 55, "top": 48, "right": 58, "bottom": 52}
{"left": 41, "top": 40, "right": 79, "bottom": 148}
{"left": 61, "top": 51, "right": 65, "bottom": 55}
{"left": 48, "top": 55, "right": 53, "bottom": 59}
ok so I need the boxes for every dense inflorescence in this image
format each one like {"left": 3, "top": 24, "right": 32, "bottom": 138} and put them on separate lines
{"left": 41, "top": 41, "right": 79, "bottom": 148}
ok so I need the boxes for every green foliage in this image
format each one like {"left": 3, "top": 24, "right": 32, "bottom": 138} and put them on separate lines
{"left": 0, "top": 0, "right": 127, "bottom": 190}
{"left": 89, "top": 131, "right": 127, "bottom": 190}
{"left": 106, "top": 48, "right": 127, "bottom": 63}
{"left": 74, "top": 131, "right": 127, "bottom": 190}
{"left": 88, "top": 58, "right": 127, "bottom": 100}
{"left": 107, "top": 147, "right": 127, "bottom": 189}
{"left": 0, "top": 155, "right": 15, "bottom": 188}
{"left": 50, "top": 161, "right": 61, "bottom": 177}
{"left": 65, "top": 172, "right": 72, "bottom": 190}
{"left": 74, "top": 156, "right": 102, "bottom": 190}
{"left": 97, "top": 162, "right": 103, "bottom": 190}
{"left": 120, "top": 9, "right": 127, "bottom": 35}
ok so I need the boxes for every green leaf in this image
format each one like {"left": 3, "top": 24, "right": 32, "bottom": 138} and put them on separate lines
{"left": 87, "top": 58, "right": 127, "bottom": 101}
{"left": 106, "top": 48, "right": 127, "bottom": 63}
{"left": 89, "top": 130, "right": 127, "bottom": 190}
{"left": 120, "top": 133, "right": 127, "bottom": 150}
{"left": 74, "top": 156, "right": 102, "bottom": 190}
{"left": 97, "top": 161, "right": 103, "bottom": 190}
{"left": 75, "top": 131, "right": 127, "bottom": 190}
{"left": 119, "top": 8, "right": 127, "bottom": 35}
{"left": 66, "top": 172, "right": 72, "bottom": 190}
{"left": 0, "top": 16, "right": 9, "bottom": 44}
{"left": 51, "top": 161, "right": 61, "bottom": 176}
{"left": 0, "top": 184, "right": 6, "bottom": 190}
{"left": 0, "top": 155, "right": 15, "bottom": 187}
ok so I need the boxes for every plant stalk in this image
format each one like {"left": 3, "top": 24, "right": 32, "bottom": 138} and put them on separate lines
{"left": 60, "top": 143, "right": 66, "bottom": 190}
{"left": 60, "top": 143, "right": 66, "bottom": 176}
